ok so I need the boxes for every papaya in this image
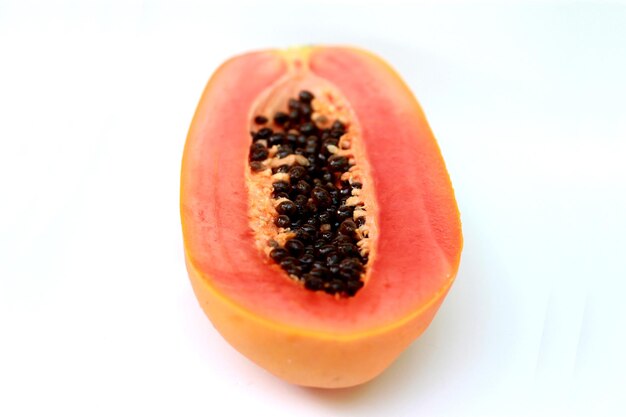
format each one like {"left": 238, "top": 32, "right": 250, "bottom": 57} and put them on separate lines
{"left": 180, "top": 46, "right": 462, "bottom": 388}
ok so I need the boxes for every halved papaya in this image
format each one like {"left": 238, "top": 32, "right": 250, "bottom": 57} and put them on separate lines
{"left": 181, "top": 46, "right": 462, "bottom": 388}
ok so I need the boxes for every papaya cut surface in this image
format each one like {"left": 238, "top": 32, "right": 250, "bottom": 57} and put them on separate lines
{"left": 181, "top": 46, "right": 462, "bottom": 388}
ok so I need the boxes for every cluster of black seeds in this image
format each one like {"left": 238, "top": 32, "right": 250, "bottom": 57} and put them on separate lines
{"left": 249, "top": 90, "right": 367, "bottom": 297}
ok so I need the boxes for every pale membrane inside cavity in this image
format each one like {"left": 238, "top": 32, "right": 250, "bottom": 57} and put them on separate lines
{"left": 245, "top": 71, "right": 378, "bottom": 287}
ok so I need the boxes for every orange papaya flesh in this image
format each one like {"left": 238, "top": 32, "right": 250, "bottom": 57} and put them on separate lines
{"left": 181, "top": 46, "right": 462, "bottom": 388}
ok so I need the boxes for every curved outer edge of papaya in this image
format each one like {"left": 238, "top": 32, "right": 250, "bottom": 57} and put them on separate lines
{"left": 180, "top": 46, "right": 463, "bottom": 388}
{"left": 185, "top": 250, "right": 454, "bottom": 388}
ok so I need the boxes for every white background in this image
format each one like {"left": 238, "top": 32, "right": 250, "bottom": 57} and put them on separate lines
{"left": 1, "top": 1, "right": 625, "bottom": 416}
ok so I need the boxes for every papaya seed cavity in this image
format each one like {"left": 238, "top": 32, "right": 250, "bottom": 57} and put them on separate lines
{"left": 248, "top": 90, "right": 370, "bottom": 297}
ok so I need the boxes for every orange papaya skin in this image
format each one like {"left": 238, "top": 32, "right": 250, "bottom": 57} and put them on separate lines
{"left": 181, "top": 46, "right": 462, "bottom": 388}
{"left": 186, "top": 256, "right": 451, "bottom": 388}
